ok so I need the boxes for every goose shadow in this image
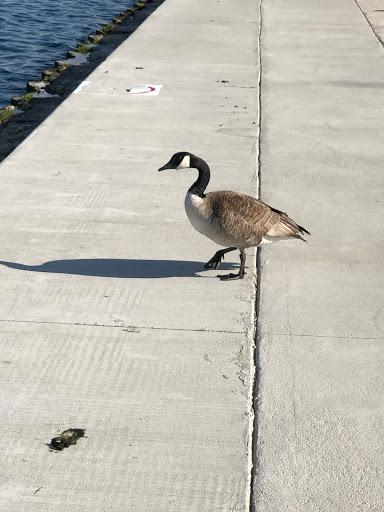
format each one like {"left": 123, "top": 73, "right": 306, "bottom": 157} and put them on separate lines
{"left": 0, "top": 258, "right": 237, "bottom": 279}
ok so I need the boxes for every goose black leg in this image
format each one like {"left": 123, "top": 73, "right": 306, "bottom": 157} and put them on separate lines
{"left": 219, "top": 250, "right": 247, "bottom": 281}
{"left": 203, "top": 247, "right": 237, "bottom": 270}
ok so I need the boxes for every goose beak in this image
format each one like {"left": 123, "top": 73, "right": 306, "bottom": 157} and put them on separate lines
{"left": 158, "top": 162, "right": 173, "bottom": 172}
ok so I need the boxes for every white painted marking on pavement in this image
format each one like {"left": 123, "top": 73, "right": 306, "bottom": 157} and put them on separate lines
{"left": 127, "top": 84, "right": 163, "bottom": 96}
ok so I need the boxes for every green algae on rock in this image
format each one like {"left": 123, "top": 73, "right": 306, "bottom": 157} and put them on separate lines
{"left": 11, "top": 92, "right": 34, "bottom": 111}
{"left": 0, "top": 106, "right": 14, "bottom": 125}
{"left": 41, "top": 68, "right": 59, "bottom": 82}
{"left": 101, "top": 23, "right": 115, "bottom": 34}
{"left": 76, "top": 44, "right": 92, "bottom": 54}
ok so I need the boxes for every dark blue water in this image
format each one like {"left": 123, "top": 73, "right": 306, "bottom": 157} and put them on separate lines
{"left": 0, "top": 0, "right": 135, "bottom": 108}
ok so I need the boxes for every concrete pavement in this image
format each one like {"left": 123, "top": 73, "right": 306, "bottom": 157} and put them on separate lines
{"left": 254, "top": 0, "right": 384, "bottom": 510}
{"left": 1, "top": 0, "right": 383, "bottom": 511}
{"left": 0, "top": 1, "right": 258, "bottom": 511}
{"left": 356, "top": 0, "right": 384, "bottom": 45}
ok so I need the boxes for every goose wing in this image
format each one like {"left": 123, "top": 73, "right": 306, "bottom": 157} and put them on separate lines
{"left": 207, "top": 191, "right": 309, "bottom": 245}
{"left": 259, "top": 201, "right": 310, "bottom": 238}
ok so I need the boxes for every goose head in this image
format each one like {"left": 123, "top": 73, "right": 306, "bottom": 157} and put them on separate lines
{"left": 158, "top": 152, "right": 211, "bottom": 197}
{"left": 158, "top": 152, "right": 198, "bottom": 172}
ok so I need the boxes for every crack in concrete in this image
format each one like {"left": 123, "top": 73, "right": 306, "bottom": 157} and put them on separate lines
{"left": 0, "top": 318, "right": 243, "bottom": 335}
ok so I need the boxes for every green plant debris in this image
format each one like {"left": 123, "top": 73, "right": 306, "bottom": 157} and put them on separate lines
{"left": 50, "top": 428, "right": 86, "bottom": 451}
{"left": 135, "top": 2, "right": 146, "bottom": 8}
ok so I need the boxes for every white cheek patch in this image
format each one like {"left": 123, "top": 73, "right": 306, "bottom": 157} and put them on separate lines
{"left": 176, "top": 155, "right": 191, "bottom": 169}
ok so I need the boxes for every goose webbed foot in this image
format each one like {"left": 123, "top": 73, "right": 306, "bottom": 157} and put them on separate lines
{"left": 219, "top": 271, "right": 246, "bottom": 281}
{"left": 218, "top": 249, "right": 247, "bottom": 281}
{"left": 203, "top": 247, "right": 237, "bottom": 270}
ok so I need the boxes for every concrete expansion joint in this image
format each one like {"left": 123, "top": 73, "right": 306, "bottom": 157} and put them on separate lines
{"left": 247, "top": 1, "right": 263, "bottom": 510}
{"left": 353, "top": 0, "right": 384, "bottom": 47}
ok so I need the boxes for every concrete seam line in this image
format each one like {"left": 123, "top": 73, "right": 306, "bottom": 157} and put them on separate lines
{"left": 0, "top": 318, "right": 243, "bottom": 334}
{"left": 353, "top": 0, "right": 384, "bottom": 48}
{"left": 247, "top": 0, "right": 263, "bottom": 510}
{"left": 270, "top": 332, "right": 384, "bottom": 341}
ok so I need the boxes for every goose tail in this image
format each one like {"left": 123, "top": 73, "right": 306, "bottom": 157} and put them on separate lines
{"left": 267, "top": 215, "right": 311, "bottom": 241}
{"left": 298, "top": 224, "right": 311, "bottom": 236}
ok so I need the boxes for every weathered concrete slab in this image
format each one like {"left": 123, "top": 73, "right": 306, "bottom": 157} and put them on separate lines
{"left": 0, "top": 323, "right": 249, "bottom": 512}
{"left": 0, "top": 0, "right": 258, "bottom": 510}
{"left": 254, "top": 0, "right": 384, "bottom": 510}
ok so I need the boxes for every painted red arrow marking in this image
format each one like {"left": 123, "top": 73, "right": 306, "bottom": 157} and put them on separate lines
{"left": 130, "top": 86, "right": 156, "bottom": 94}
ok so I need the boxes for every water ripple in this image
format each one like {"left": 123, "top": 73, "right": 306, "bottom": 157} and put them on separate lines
{"left": 0, "top": 0, "right": 135, "bottom": 107}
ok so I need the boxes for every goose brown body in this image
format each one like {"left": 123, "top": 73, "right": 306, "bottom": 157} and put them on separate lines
{"left": 159, "top": 152, "right": 310, "bottom": 281}
{"left": 185, "top": 190, "right": 308, "bottom": 250}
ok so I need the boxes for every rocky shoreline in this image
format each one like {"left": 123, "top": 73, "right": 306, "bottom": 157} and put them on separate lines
{"left": 0, "top": 0, "right": 163, "bottom": 163}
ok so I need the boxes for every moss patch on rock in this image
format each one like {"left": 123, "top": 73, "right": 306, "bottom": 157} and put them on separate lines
{"left": 0, "top": 106, "right": 14, "bottom": 125}
{"left": 101, "top": 23, "right": 115, "bottom": 34}
{"left": 18, "top": 93, "right": 34, "bottom": 110}
{"left": 76, "top": 44, "right": 92, "bottom": 54}
{"left": 42, "top": 68, "right": 59, "bottom": 82}
{"left": 10, "top": 92, "right": 35, "bottom": 111}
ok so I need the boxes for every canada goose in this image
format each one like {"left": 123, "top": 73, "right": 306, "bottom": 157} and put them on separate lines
{"left": 158, "top": 152, "right": 310, "bottom": 281}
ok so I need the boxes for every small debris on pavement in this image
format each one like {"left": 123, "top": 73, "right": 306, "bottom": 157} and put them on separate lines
{"left": 50, "top": 428, "right": 86, "bottom": 451}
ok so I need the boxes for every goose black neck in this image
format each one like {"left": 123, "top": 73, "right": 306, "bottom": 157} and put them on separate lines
{"left": 188, "top": 157, "right": 210, "bottom": 198}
